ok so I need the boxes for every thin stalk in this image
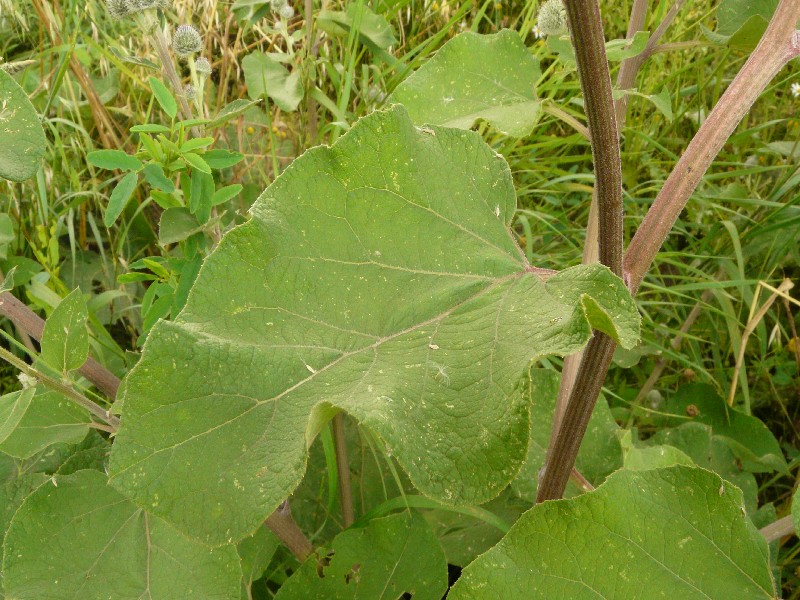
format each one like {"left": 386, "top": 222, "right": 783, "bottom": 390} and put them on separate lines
{"left": 333, "top": 414, "right": 355, "bottom": 527}
{"left": 760, "top": 515, "right": 793, "bottom": 544}
{"left": 0, "top": 346, "right": 119, "bottom": 430}
{"left": 0, "top": 291, "right": 121, "bottom": 399}
{"left": 624, "top": 10, "right": 800, "bottom": 294}
{"left": 265, "top": 501, "right": 314, "bottom": 562}
{"left": 539, "top": 1, "right": 800, "bottom": 502}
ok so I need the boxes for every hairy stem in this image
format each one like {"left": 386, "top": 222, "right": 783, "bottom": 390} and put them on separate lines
{"left": 265, "top": 501, "right": 314, "bottom": 562}
{"left": 538, "top": 334, "right": 616, "bottom": 502}
{"left": 543, "top": 0, "right": 621, "bottom": 476}
{"left": 564, "top": 0, "right": 622, "bottom": 275}
{"left": 0, "top": 292, "right": 121, "bottom": 399}
{"left": 333, "top": 413, "right": 355, "bottom": 527}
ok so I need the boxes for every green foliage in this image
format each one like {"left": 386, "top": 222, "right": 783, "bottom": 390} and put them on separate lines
{"left": 276, "top": 512, "right": 447, "bottom": 599}
{"left": 450, "top": 466, "right": 776, "bottom": 599}
{"left": 108, "top": 106, "right": 640, "bottom": 544}
{"left": 389, "top": 31, "right": 542, "bottom": 137}
{"left": 1, "top": 0, "right": 799, "bottom": 596}
{"left": 0, "top": 69, "right": 46, "bottom": 182}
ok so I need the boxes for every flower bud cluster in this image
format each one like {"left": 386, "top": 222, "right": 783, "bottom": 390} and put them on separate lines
{"left": 271, "top": 0, "right": 294, "bottom": 20}
{"left": 105, "top": 0, "right": 169, "bottom": 20}
{"left": 172, "top": 24, "right": 203, "bottom": 59}
{"left": 537, "top": 0, "right": 567, "bottom": 36}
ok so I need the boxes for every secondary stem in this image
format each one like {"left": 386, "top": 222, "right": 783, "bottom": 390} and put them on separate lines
{"left": 265, "top": 500, "right": 314, "bottom": 562}
{"left": 0, "top": 346, "right": 119, "bottom": 430}
{"left": 333, "top": 413, "right": 355, "bottom": 527}
{"left": 0, "top": 291, "right": 121, "bottom": 399}
{"left": 539, "top": 1, "right": 800, "bottom": 502}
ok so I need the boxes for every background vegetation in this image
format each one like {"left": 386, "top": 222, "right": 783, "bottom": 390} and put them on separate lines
{"left": 1, "top": 0, "right": 799, "bottom": 595}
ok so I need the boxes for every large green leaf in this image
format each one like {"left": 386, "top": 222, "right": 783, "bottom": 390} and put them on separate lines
{"left": 0, "top": 69, "right": 46, "bottom": 182}
{"left": 450, "top": 466, "right": 776, "bottom": 599}
{"left": 275, "top": 512, "right": 447, "bottom": 599}
{"left": 2, "top": 469, "right": 242, "bottom": 599}
{"left": 389, "top": 31, "right": 541, "bottom": 138}
{"left": 108, "top": 106, "right": 640, "bottom": 545}
{"left": 0, "top": 387, "right": 35, "bottom": 445}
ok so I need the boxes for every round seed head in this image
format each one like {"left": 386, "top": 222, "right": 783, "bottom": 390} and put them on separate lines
{"left": 129, "top": 0, "right": 169, "bottom": 12}
{"left": 279, "top": 4, "right": 294, "bottom": 19}
{"left": 537, "top": 0, "right": 567, "bottom": 36}
{"left": 270, "top": 0, "right": 286, "bottom": 10}
{"left": 184, "top": 84, "right": 197, "bottom": 100}
{"left": 106, "top": 0, "right": 131, "bottom": 20}
{"left": 172, "top": 24, "right": 202, "bottom": 58}
{"left": 194, "top": 57, "right": 213, "bottom": 77}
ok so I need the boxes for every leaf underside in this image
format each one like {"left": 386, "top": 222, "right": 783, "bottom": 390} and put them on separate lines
{"left": 108, "top": 106, "right": 640, "bottom": 545}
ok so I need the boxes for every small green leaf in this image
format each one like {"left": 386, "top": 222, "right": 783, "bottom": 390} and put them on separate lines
{"left": 275, "top": 512, "right": 447, "bottom": 599}
{"left": 130, "top": 123, "right": 172, "bottom": 133}
{"left": 0, "top": 388, "right": 90, "bottom": 459}
{"left": 150, "top": 189, "right": 183, "bottom": 209}
{"left": 618, "top": 429, "right": 695, "bottom": 470}
{"left": 238, "top": 527, "right": 280, "bottom": 594}
{"left": 180, "top": 136, "right": 215, "bottom": 152}
{"left": 389, "top": 31, "right": 542, "bottom": 138}
{"left": 159, "top": 207, "right": 203, "bottom": 245}
{"left": 87, "top": 149, "right": 143, "bottom": 171}
{"left": 189, "top": 168, "right": 214, "bottom": 223}
{"left": 40, "top": 288, "right": 89, "bottom": 373}
{"left": 0, "top": 212, "right": 16, "bottom": 245}
{"left": 450, "top": 466, "right": 776, "bottom": 599}
{"left": 206, "top": 99, "right": 261, "bottom": 129}
{"left": 0, "top": 265, "right": 17, "bottom": 293}
{"left": 183, "top": 152, "right": 212, "bottom": 174}
{"left": 212, "top": 183, "right": 243, "bottom": 206}
{"left": 0, "top": 387, "right": 36, "bottom": 445}
{"left": 3, "top": 470, "right": 242, "bottom": 599}
{"left": 204, "top": 149, "right": 246, "bottom": 170}
{"left": 142, "top": 162, "right": 176, "bottom": 192}
{"left": 604, "top": 30, "right": 650, "bottom": 61}
{"left": 149, "top": 76, "right": 178, "bottom": 119}
{"left": 104, "top": 171, "right": 139, "bottom": 227}
{"left": 0, "top": 69, "right": 46, "bottom": 182}
{"left": 241, "top": 51, "right": 304, "bottom": 112}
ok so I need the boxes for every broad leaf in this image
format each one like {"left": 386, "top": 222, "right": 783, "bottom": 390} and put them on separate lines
{"left": 40, "top": 287, "right": 89, "bottom": 373}
{"left": 0, "top": 388, "right": 90, "bottom": 459}
{"left": 389, "top": 31, "right": 542, "bottom": 138}
{"left": 104, "top": 171, "right": 139, "bottom": 227}
{"left": 108, "top": 106, "right": 640, "bottom": 545}
{"left": 0, "top": 387, "right": 36, "bottom": 445}
{"left": 450, "top": 466, "right": 776, "bottom": 599}
{"left": 0, "top": 69, "right": 46, "bottom": 182}
{"left": 242, "top": 52, "right": 303, "bottom": 112}
{"left": 317, "top": 4, "right": 397, "bottom": 53}
{"left": 658, "top": 383, "right": 788, "bottom": 474}
{"left": 275, "top": 512, "right": 447, "bottom": 599}
{"left": 149, "top": 76, "right": 178, "bottom": 119}
{"left": 238, "top": 526, "right": 280, "bottom": 596}
{"left": 87, "top": 149, "right": 142, "bottom": 172}
{"left": 649, "top": 422, "right": 759, "bottom": 514}
{"left": 2, "top": 470, "right": 242, "bottom": 599}
{"left": 512, "top": 369, "right": 621, "bottom": 501}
